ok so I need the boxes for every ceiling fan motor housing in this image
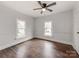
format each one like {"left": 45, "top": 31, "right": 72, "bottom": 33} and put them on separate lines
{"left": 43, "top": 3, "right": 47, "bottom": 8}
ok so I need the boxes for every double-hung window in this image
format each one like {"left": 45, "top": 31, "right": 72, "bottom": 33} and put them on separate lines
{"left": 16, "top": 19, "right": 26, "bottom": 39}
{"left": 44, "top": 21, "right": 52, "bottom": 36}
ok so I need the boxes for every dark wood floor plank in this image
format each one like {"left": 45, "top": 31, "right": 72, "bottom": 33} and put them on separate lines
{"left": 0, "top": 38, "right": 79, "bottom": 58}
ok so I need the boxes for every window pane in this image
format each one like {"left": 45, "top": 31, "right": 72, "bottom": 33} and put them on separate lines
{"left": 16, "top": 19, "right": 25, "bottom": 39}
{"left": 44, "top": 21, "right": 52, "bottom": 36}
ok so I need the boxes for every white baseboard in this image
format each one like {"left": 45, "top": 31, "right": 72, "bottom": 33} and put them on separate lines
{"left": 35, "top": 36, "right": 72, "bottom": 45}
{"left": 0, "top": 36, "right": 33, "bottom": 50}
{"left": 72, "top": 44, "right": 79, "bottom": 55}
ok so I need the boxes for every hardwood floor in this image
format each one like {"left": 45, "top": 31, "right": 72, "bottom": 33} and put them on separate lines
{"left": 0, "top": 38, "right": 79, "bottom": 58}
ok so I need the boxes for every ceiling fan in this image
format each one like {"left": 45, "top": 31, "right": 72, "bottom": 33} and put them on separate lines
{"left": 33, "top": 1, "right": 56, "bottom": 14}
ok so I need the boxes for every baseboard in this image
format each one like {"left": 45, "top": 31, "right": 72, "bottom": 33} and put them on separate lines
{"left": 72, "top": 44, "right": 79, "bottom": 55}
{"left": 0, "top": 36, "right": 33, "bottom": 50}
{"left": 34, "top": 36, "right": 72, "bottom": 45}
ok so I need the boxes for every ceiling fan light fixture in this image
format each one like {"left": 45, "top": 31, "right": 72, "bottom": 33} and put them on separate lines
{"left": 42, "top": 8, "right": 46, "bottom": 11}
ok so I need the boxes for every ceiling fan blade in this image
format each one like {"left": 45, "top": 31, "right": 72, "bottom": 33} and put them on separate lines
{"left": 41, "top": 10, "right": 43, "bottom": 14}
{"left": 38, "top": 1, "right": 43, "bottom": 7}
{"left": 46, "top": 2, "right": 56, "bottom": 7}
{"left": 33, "top": 8, "right": 42, "bottom": 10}
{"left": 46, "top": 9, "right": 53, "bottom": 12}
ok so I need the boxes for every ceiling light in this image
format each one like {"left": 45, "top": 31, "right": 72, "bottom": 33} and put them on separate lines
{"left": 42, "top": 8, "right": 46, "bottom": 11}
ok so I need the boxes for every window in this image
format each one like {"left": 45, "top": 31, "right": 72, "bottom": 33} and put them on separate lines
{"left": 16, "top": 19, "right": 26, "bottom": 39}
{"left": 44, "top": 21, "right": 52, "bottom": 36}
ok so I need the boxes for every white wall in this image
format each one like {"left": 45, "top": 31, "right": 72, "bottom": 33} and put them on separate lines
{"left": 34, "top": 10, "right": 73, "bottom": 45}
{"left": 0, "top": 2, "right": 75, "bottom": 51}
{"left": 0, "top": 4, "right": 34, "bottom": 50}
{"left": 73, "top": 2, "right": 79, "bottom": 54}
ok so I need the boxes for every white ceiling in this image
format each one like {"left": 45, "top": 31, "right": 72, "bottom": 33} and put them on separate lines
{"left": 0, "top": 1, "right": 77, "bottom": 17}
